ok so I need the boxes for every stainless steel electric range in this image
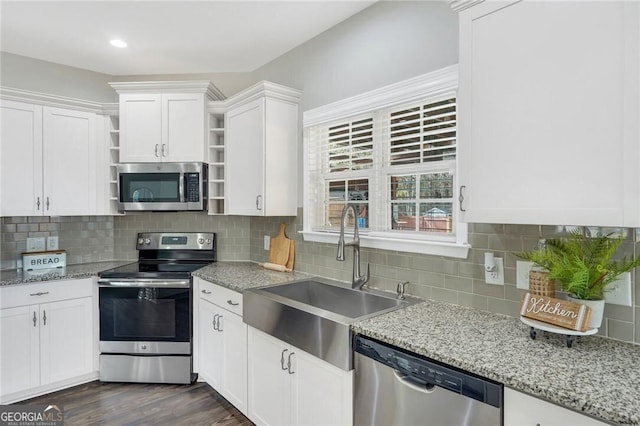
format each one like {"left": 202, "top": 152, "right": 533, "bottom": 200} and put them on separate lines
{"left": 97, "top": 232, "right": 216, "bottom": 384}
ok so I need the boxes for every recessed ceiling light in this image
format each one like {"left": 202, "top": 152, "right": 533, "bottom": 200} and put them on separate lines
{"left": 110, "top": 39, "right": 127, "bottom": 48}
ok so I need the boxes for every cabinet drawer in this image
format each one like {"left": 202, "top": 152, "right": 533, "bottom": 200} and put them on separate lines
{"left": 0, "top": 278, "right": 93, "bottom": 309}
{"left": 198, "top": 280, "right": 243, "bottom": 316}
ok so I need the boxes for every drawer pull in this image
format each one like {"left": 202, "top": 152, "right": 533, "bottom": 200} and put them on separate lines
{"left": 280, "top": 349, "right": 289, "bottom": 370}
{"left": 30, "top": 291, "right": 50, "bottom": 297}
{"left": 227, "top": 299, "right": 239, "bottom": 306}
{"left": 201, "top": 289, "right": 212, "bottom": 295}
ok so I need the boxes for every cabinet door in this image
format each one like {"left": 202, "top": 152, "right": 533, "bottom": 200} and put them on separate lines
{"left": 221, "top": 310, "right": 248, "bottom": 414}
{"left": 39, "top": 297, "right": 93, "bottom": 386}
{"left": 504, "top": 387, "right": 607, "bottom": 426}
{"left": 0, "top": 101, "right": 43, "bottom": 216}
{"left": 291, "top": 349, "right": 353, "bottom": 426}
{"left": 163, "top": 93, "right": 205, "bottom": 162}
{"left": 226, "top": 98, "right": 265, "bottom": 216}
{"left": 458, "top": 1, "right": 638, "bottom": 226}
{"left": 247, "top": 327, "right": 291, "bottom": 426}
{"left": 42, "top": 107, "right": 97, "bottom": 215}
{"left": 263, "top": 98, "right": 298, "bottom": 216}
{"left": 119, "top": 94, "right": 162, "bottom": 162}
{"left": 0, "top": 306, "right": 39, "bottom": 399}
{"left": 198, "top": 298, "right": 224, "bottom": 388}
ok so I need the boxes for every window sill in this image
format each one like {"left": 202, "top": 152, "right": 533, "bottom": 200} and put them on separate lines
{"left": 301, "top": 231, "right": 470, "bottom": 259}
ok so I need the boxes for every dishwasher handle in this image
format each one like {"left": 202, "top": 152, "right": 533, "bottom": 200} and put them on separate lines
{"left": 393, "top": 370, "right": 436, "bottom": 394}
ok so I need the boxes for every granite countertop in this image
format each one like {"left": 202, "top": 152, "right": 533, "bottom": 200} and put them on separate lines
{"left": 0, "top": 261, "right": 133, "bottom": 286}
{"left": 352, "top": 300, "right": 640, "bottom": 426}
{"left": 192, "top": 261, "right": 312, "bottom": 292}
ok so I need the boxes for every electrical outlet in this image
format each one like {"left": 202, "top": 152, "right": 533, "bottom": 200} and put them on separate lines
{"left": 516, "top": 261, "right": 534, "bottom": 289}
{"left": 485, "top": 257, "right": 504, "bottom": 285}
{"left": 264, "top": 235, "right": 271, "bottom": 251}
{"left": 47, "top": 236, "right": 59, "bottom": 250}
{"left": 26, "top": 237, "right": 46, "bottom": 252}
{"left": 604, "top": 272, "right": 632, "bottom": 306}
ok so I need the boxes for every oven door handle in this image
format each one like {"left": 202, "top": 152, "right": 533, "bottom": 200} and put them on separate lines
{"left": 98, "top": 279, "right": 191, "bottom": 288}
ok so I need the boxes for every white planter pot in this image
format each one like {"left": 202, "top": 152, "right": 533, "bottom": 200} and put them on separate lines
{"left": 567, "top": 295, "right": 605, "bottom": 330}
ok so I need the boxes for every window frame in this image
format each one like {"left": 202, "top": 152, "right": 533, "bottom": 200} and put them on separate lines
{"left": 302, "top": 65, "right": 469, "bottom": 258}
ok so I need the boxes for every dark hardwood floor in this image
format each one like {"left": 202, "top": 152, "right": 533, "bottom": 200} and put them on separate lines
{"left": 19, "top": 381, "right": 254, "bottom": 426}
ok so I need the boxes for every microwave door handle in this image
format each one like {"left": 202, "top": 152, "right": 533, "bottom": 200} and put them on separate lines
{"left": 180, "top": 174, "right": 185, "bottom": 202}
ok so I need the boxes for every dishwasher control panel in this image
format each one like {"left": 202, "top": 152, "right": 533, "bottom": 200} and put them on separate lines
{"left": 354, "top": 335, "right": 502, "bottom": 408}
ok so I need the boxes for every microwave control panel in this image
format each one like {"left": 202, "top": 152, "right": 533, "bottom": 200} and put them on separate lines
{"left": 185, "top": 173, "right": 201, "bottom": 202}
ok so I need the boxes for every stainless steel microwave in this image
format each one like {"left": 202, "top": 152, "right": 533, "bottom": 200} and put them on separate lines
{"left": 117, "top": 163, "right": 207, "bottom": 212}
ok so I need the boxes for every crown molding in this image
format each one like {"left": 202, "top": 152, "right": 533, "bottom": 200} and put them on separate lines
{"left": 448, "top": 0, "right": 485, "bottom": 13}
{"left": 0, "top": 86, "right": 107, "bottom": 113}
{"left": 210, "top": 80, "right": 302, "bottom": 110}
{"left": 303, "top": 64, "right": 458, "bottom": 127}
{"left": 109, "top": 80, "right": 225, "bottom": 100}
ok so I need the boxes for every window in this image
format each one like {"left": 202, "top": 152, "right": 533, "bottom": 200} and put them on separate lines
{"left": 303, "top": 66, "right": 468, "bottom": 258}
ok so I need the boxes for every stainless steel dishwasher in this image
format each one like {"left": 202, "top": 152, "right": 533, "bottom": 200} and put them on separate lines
{"left": 354, "top": 335, "right": 503, "bottom": 426}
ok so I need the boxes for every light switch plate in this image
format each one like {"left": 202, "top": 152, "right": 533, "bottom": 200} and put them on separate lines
{"left": 47, "top": 236, "right": 59, "bottom": 250}
{"left": 516, "top": 261, "right": 534, "bottom": 289}
{"left": 604, "top": 272, "right": 632, "bottom": 306}
{"left": 26, "top": 237, "right": 46, "bottom": 252}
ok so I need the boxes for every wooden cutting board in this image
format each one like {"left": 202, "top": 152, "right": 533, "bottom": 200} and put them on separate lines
{"left": 268, "top": 223, "right": 292, "bottom": 267}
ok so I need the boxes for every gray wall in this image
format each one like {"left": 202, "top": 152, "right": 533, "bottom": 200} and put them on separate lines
{"left": 0, "top": 52, "right": 117, "bottom": 102}
{"left": 251, "top": 0, "right": 459, "bottom": 111}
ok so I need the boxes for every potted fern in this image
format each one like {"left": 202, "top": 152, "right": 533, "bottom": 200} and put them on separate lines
{"left": 516, "top": 231, "right": 640, "bottom": 329}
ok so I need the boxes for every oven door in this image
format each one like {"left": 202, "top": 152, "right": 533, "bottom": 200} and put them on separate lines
{"left": 98, "top": 279, "right": 192, "bottom": 355}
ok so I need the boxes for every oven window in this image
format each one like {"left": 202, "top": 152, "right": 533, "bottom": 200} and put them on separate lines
{"left": 100, "top": 287, "right": 190, "bottom": 342}
{"left": 120, "top": 173, "right": 181, "bottom": 203}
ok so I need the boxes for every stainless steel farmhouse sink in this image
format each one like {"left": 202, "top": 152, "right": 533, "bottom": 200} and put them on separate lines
{"left": 243, "top": 278, "right": 420, "bottom": 370}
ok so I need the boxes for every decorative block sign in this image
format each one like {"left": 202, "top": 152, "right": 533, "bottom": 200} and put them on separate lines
{"left": 22, "top": 250, "right": 66, "bottom": 271}
{"left": 520, "top": 292, "right": 592, "bottom": 332}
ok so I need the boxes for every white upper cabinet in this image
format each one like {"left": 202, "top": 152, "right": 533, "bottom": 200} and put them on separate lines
{"left": 111, "top": 81, "right": 224, "bottom": 163}
{"left": 0, "top": 101, "right": 97, "bottom": 216}
{"left": 225, "top": 81, "right": 300, "bottom": 216}
{"left": 456, "top": 1, "right": 639, "bottom": 226}
{"left": 0, "top": 101, "right": 43, "bottom": 216}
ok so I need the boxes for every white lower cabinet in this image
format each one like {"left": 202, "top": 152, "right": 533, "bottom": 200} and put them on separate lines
{"left": 196, "top": 278, "right": 248, "bottom": 414}
{"left": 247, "top": 327, "right": 353, "bottom": 426}
{"left": 504, "top": 387, "right": 607, "bottom": 426}
{"left": 0, "top": 278, "right": 95, "bottom": 403}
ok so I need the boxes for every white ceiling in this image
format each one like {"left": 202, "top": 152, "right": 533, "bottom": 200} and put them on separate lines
{"left": 0, "top": 1, "right": 376, "bottom": 76}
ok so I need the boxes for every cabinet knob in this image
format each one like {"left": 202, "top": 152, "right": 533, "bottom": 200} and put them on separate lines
{"left": 155, "top": 144, "right": 159, "bottom": 157}
{"left": 36, "top": 197, "right": 41, "bottom": 211}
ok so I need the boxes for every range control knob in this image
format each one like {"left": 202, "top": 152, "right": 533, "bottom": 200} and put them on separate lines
{"left": 198, "top": 238, "right": 205, "bottom": 245}
{"left": 137, "top": 238, "right": 144, "bottom": 245}
{"left": 206, "top": 238, "right": 212, "bottom": 244}
{"left": 144, "top": 238, "right": 151, "bottom": 245}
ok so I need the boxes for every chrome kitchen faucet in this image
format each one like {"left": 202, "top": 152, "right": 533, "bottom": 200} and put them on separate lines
{"left": 336, "top": 203, "right": 370, "bottom": 289}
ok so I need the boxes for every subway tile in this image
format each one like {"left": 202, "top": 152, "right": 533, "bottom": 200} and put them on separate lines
{"left": 396, "top": 268, "right": 422, "bottom": 286}
{"left": 444, "top": 275, "right": 473, "bottom": 293}
{"left": 635, "top": 308, "right": 640, "bottom": 344}
{"left": 458, "top": 293, "right": 489, "bottom": 311}
{"left": 2, "top": 224, "right": 16, "bottom": 233}
{"left": 606, "top": 319, "right": 634, "bottom": 342}
{"left": 28, "top": 216, "right": 50, "bottom": 224}
{"left": 408, "top": 283, "right": 432, "bottom": 300}
{"left": 441, "top": 259, "right": 459, "bottom": 276}
{"left": 472, "top": 280, "right": 506, "bottom": 298}
{"left": 603, "top": 304, "right": 634, "bottom": 322}
{"left": 468, "top": 233, "right": 489, "bottom": 250}
{"left": 417, "top": 271, "right": 445, "bottom": 288}
{"left": 469, "top": 223, "right": 505, "bottom": 234}
{"left": 17, "top": 223, "right": 39, "bottom": 232}
{"left": 488, "top": 234, "right": 523, "bottom": 252}
{"left": 431, "top": 287, "right": 458, "bottom": 304}
{"left": 504, "top": 284, "right": 526, "bottom": 303}
{"left": 504, "top": 224, "right": 540, "bottom": 236}
{"left": 5, "top": 217, "right": 27, "bottom": 224}
{"left": 487, "top": 297, "right": 520, "bottom": 318}
{"left": 458, "top": 262, "right": 483, "bottom": 280}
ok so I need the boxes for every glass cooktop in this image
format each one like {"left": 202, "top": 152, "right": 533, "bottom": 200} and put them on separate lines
{"left": 99, "top": 261, "right": 210, "bottom": 279}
